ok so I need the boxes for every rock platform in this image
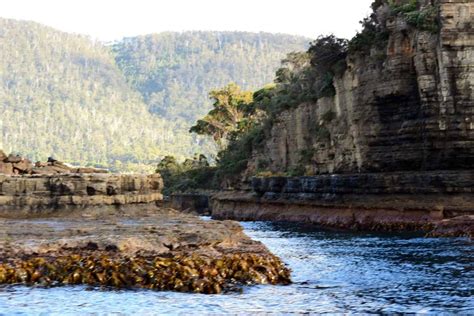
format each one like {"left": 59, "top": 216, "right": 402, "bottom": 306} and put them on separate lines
{"left": 0, "top": 153, "right": 291, "bottom": 293}
{"left": 0, "top": 206, "right": 290, "bottom": 293}
{"left": 212, "top": 170, "right": 474, "bottom": 237}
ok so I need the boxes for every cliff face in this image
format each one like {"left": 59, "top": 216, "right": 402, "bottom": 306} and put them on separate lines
{"left": 212, "top": 169, "right": 473, "bottom": 235}
{"left": 247, "top": 0, "right": 473, "bottom": 176}
{"left": 212, "top": 1, "right": 473, "bottom": 235}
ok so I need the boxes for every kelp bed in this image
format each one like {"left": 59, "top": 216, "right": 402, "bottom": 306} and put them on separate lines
{"left": 0, "top": 251, "right": 291, "bottom": 294}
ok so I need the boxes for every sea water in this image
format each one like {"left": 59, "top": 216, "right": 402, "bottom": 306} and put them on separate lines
{"left": 1, "top": 221, "right": 472, "bottom": 314}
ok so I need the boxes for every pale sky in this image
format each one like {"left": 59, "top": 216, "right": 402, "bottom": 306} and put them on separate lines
{"left": 1, "top": 0, "right": 374, "bottom": 42}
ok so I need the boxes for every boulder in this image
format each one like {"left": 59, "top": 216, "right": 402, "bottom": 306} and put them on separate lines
{"left": 6, "top": 154, "right": 22, "bottom": 163}
{"left": 13, "top": 159, "right": 33, "bottom": 173}
{"left": 0, "top": 150, "right": 7, "bottom": 162}
{"left": 32, "top": 165, "right": 71, "bottom": 174}
{"left": 0, "top": 162, "right": 13, "bottom": 175}
{"left": 52, "top": 161, "right": 72, "bottom": 171}
{"left": 74, "top": 167, "right": 109, "bottom": 174}
{"left": 35, "top": 161, "right": 48, "bottom": 168}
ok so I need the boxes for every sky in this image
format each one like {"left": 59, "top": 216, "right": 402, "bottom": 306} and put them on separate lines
{"left": 1, "top": 0, "right": 374, "bottom": 42}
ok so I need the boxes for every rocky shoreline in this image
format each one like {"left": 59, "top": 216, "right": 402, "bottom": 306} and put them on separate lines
{"left": 0, "top": 153, "right": 291, "bottom": 293}
{"left": 211, "top": 171, "right": 474, "bottom": 238}
{"left": 203, "top": 0, "right": 474, "bottom": 239}
{"left": 0, "top": 207, "right": 290, "bottom": 294}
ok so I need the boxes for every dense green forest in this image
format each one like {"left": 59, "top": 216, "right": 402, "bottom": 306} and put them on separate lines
{"left": 113, "top": 32, "right": 308, "bottom": 123}
{"left": 0, "top": 18, "right": 308, "bottom": 171}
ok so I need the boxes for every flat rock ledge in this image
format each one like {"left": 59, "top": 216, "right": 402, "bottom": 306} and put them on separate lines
{"left": 427, "top": 215, "right": 474, "bottom": 238}
{"left": 0, "top": 173, "right": 164, "bottom": 218}
{"left": 211, "top": 171, "right": 474, "bottom": 237}
{"left": 0, "top": 206, "right": 290, "bottom": 294}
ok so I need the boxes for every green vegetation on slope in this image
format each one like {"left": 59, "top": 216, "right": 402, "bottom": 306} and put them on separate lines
{"left": 112, "top": 32, "right": 309, "bottom": 123}
{"left": 0, "top": 18, "right": 215, "bottom": 172}
{"left": 158, "top": 34, "right": 349, "bottom": 190}
{"left": 156, "top": 154, "right": 216, "bottom": 195}
{"left": 0, "top": 19, "right": 308, "bottom": 171}
{"left": 161, "top": 0, "right": 440, "bottom": 190}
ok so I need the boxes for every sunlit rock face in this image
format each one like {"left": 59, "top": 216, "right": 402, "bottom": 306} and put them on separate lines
{"left": 246, "top": 0, "right": 473, "bottom": 176}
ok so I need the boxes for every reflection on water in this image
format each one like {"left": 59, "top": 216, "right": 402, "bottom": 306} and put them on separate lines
{"left": 1, "top": 221, "right": 473, "bottom": 314}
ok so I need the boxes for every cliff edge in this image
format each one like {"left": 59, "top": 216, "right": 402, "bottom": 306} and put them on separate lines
{"left": 247, "top": 0, "right": 472, "bottom": 175}
{"left": 212, "top": 0, "right": 473, "bottom": 236}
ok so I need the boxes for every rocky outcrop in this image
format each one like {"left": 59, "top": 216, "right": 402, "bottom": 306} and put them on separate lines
{"left": 0, "top": 150, "right": 108, "bottom": 175}
{"left": 0, "top": 206, "right": 291, "bottom": 293}
{"left": 214, "top": 1, "right": 473, "bottom": 235}
{"left": 212, "top": 170, "right": 474, "bottom": 234}
{"left": 428, "top": 215, "right": 474, "bottom": 238}
{"left": 0, "top": 173, "right": 164, "bottom": 218}
{"left": 0, "top": 154, "right": 290, "bottom": 293}
{"left": 246, "top": 0, "right": 473, "bottom": 176}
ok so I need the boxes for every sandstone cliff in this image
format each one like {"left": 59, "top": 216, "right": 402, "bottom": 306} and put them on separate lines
{"left": 212, "top": 0, "right": 473, "bottom": 235}
{"left": 246, "top": 0, "right": 473, "bottom": 176}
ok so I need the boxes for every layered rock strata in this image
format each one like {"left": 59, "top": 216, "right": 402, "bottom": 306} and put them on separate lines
{"left": 246, "top": 0, "right": 473, "bottom": 175}
{"left": 216, "top": 1, "right": 473, "bottom": 235}
{"left": 212, "top": 170, "right": 474, "bottom": 236}
{"left": 0, "top": 173, "right": 164, "bottom": 218}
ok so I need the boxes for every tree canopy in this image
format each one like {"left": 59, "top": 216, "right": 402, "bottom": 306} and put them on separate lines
{"left": 189, "top": 83, "right": 254, "bottom": 149}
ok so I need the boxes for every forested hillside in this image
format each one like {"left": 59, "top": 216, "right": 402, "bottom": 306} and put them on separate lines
{"left": 0, "top": 18, "right": 308, "bottom": 171}
{"left": 113, "top": 32, "right": 308, "bottom": 123}
{"left": 0, "top": 18, "right": 208, "bottom": 172}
